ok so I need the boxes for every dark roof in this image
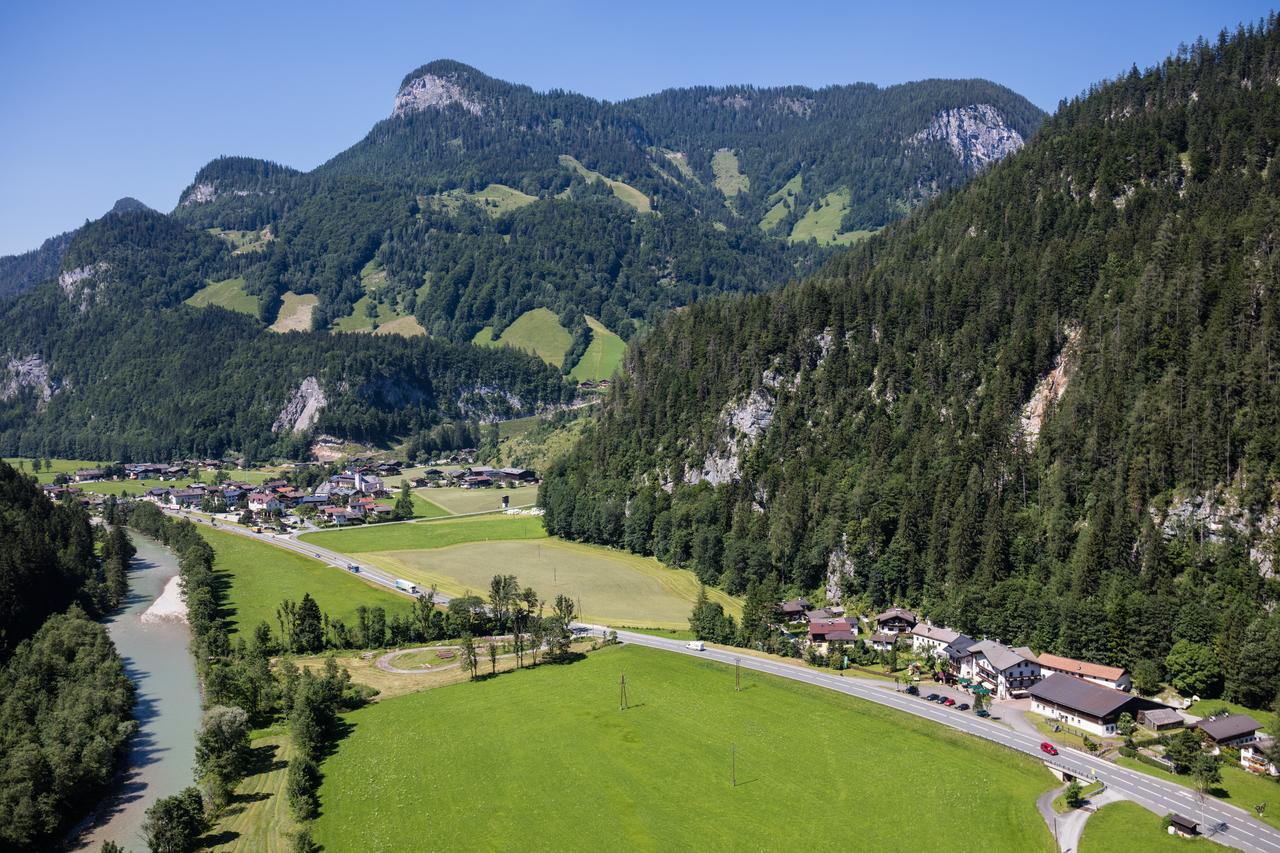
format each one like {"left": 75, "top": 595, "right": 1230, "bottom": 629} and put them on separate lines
{"left": 869, "top": 632, "right": 897, "bottom": 644}
{"left": 942, "top": 635, "right": 977, "bottom": 658}
{"left": 1028, "top": 674, "right": 1139, "bottom": 718}
{"left": 1169, "top": 814, "right": 1198, "bottom": 832}
{"left": 1138, "top": 708, "right": 1185, "bottom": 726}
{"left": 875, "top": 607, "right": 917, "bottom": 623}
{"left": 780, "top": 598, "right": 811, "bottom": 614}
{"left": 1194, "top": 714, "right": 1260, "bottom": 742}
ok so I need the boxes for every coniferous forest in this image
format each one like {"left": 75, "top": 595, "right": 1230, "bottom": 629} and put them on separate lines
{"left": 542, "top": 20, "right": 1280, "bottom": 707}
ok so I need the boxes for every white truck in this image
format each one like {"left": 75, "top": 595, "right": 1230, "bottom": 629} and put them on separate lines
{"left": 394, "top": 578, "right": 419, "bottom": 594}
{"left": 686, "top": 640, "right": 705, "bottom": 651}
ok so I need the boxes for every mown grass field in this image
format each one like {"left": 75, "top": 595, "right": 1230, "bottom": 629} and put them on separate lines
{"left": 313, "top": 644, "right": 1055, "bottom": 851}
{"left": 417, "top": 485, "right": 538, "bottom": 515}
{"left": 199, "top": 527, "right": 412, "bottom": 635}
{"left": 300, "top": 514, "right": 546, "bottom": 553}
{"left": 5, "top": 457, "right": 102, "bottom": 484}
{"left": 331, "top": 294, "right": 405, "bottom": 333}
{"left": 1079, "top": 801, "right": 1211, "bottom": 852}
{"left": 204, "top": 736, "right": 297, "bottom": 852}
{"left": 569, "top": 316, "right": 626, "bottom": 382}
{"left": 300, "top": 515, "right": 734, "bottom": 629}
{"left": 185, "top": 277, "right": 258, "bottom": 315}
{"left": 473, "top": 307, "right": 573, "bottom": 366}
{"left": 268, "top": 291, "right": 316, "bottom": 332}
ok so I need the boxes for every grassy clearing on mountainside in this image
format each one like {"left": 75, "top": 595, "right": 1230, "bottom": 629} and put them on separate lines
{"left": 371, "top": 315, "right": 426, "bottom": 337}
{"left": 185, "top": 277, "right": 258, "bottom": 316}
{"left": 198, "top": 527, "right": 412, "bottom": 635}
{"left": 656, "top": 148, "right": 696, "bottom": 182}
{"left": 789, "top": 187, "right": 876, "bottom": 245}
{"left": 492, "top": 410, "right": 593, "bottom": 470}
{"left": 568, "top": 316, "right": 626, "bottom": 382}
{"left": 203, "top": 736, "right": 297, "bottom": 852}
{"left": 472, "top": 307, "right": 573, "bottom": 366}
{"left": 331, "top": 294, "right": 403, "bottom": 333}
{"left": 268, "top": 292, "right": 317, "bottom": 332}
{"left": 433, "top": 183, "right": 538, "bottom": 216}
{"left": 711, "top": 147, "right": 750, "bottom": 203}
{"left": 558, "top": 154, "right": 652, "bottom": 212}
{"left": 759, "top": 173, "right": 802, "bottom": 233}
{"left": 207, "top": 227, "right": 272, "bottom": 255}
{"left": 1079, "top": 801, "right": 1212, "bottom": 852}
{"left": 312, "top": 645, "right": 1055, "bottom": 851}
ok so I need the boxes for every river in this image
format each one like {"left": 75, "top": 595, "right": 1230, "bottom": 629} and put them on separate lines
{"left": 72, "top": 535, "right": 202, "bottom": 851}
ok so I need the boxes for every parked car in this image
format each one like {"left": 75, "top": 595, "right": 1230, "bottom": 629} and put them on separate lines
{"left": 934, "top": 695, "right": 948, "bottom": 703}
{"left": 957, "top": 703, "right": 970, "bottom": 711}
{"left": 924, "top": 693, "right": 939, "bottom": 702}
{"left": 905, "top": 685, "right": 919, "bottom": 695}
{"left": 976, "top": 708, "right": 991, "bottom": 718}
{"left": 943, "top": 697, "right": 956, "bottom": 707}
{"left": 1040, "top": 742, "right": 1059, "bottom": 756}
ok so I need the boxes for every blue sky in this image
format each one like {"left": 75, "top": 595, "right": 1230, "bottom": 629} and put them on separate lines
{"left": 0, "top": 0, "right": 1274, "bottom": 255}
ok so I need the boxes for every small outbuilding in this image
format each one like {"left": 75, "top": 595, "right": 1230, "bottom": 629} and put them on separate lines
{"left": 1138, "top": 707, "right": 1186, "bottom": 732}
{"left": 1168, "top": 814, "right": 1198, "bottom": 838}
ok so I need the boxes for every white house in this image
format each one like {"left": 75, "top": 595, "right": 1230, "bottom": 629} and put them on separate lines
{"left": 1195, "top": 714, "right": 1262, "bottom": 752}
{"left": 1242, "top": 737, "right": 1278, "bottom": 777}
{"left": 959, "top": 640, "right": 1042, "bottom": 699}
{"left": 1027, "top": 673, "right": 1163, "bottom": 737}
{"left": 247, "top": 491, "right": 283, "bottom": 513}
{"left": 910, "top": 623, "right": 962, "bottom": 658}
{"left": 1037, "top": 653, "right": 1131, "bottom": 692}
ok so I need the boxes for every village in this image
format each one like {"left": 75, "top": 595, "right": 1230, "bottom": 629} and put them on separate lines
{"left": 37, "top": 457, "right": 540, "bottom": 528}
{"left": 781, "top": 597, "right": 1278, "bottom": 788}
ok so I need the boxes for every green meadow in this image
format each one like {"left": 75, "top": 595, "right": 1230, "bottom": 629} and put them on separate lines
{"left": 199, "top": 527, "right": 412, "bottom": 635}
{"left": 313, "top": 644, "right": 1055, "bottom": 851}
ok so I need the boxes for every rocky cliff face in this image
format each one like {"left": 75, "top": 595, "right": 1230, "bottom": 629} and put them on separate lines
{"left": 908, "top": 104, "right": 1025, "bottom": 170}
{"left": 272, "top": 376, "right": 327, "bottom": 434}
{"left": 1019, "top": 327, "right": 1081, "bottom": 447}
{"left": 1155, "top": 489, "right": 1278, "bottom": 579}
{"left": 57, "top": 262, "right": 110, "bottom": 312}
{"left": 2, "top": 354, "right": 62, "bottom": 410}
{"left": 393, "top": 73, "right": 485, "bottom": 118}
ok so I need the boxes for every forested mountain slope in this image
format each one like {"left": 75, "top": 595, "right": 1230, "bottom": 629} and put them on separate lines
{"left": 170, "top": 62, "right": 1041, "bottom": 354}
{"left": 0, "top": 197, "right": 150, "bottom": 301}
{"left": 0, "top": 209, "right": 571, "bottom": 460}
{"left": 542, "top": 21, "right": 1280, "bottom": 706}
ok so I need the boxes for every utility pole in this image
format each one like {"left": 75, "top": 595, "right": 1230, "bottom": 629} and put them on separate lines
{"left": 735, "top": 658, "right": 741, "bottom": 692}
{"left": 619, "top": 672, "right": 628, "bottom": 711}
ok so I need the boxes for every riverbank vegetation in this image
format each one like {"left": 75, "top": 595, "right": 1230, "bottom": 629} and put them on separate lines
{"left": 0, "top": 460, "right": 136, "bottom": 850}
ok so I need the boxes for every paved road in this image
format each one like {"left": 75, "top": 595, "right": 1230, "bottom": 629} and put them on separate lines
{"left": 603, "top": 628, "right": 1280, "bottom": 853}
{"left": 160, "top": 508, "right": 452, "bottom": 603}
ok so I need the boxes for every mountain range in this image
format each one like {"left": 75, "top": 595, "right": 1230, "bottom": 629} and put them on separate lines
{"left": 0, "top": 63, "right": 1040, "bottom": 459}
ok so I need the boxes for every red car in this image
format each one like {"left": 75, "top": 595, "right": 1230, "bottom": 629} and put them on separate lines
{"left": 942, "top": 697, "right": 956, "bottom": 707}
{"left": 1040, "top": 742, "right": 1059, "bottom": 756}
